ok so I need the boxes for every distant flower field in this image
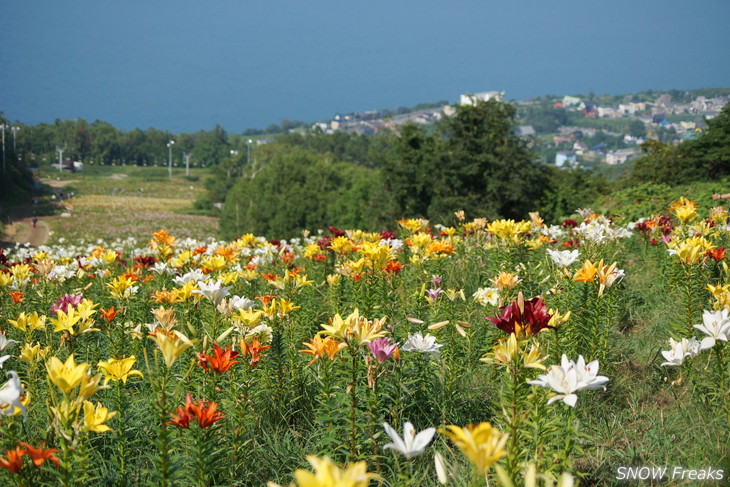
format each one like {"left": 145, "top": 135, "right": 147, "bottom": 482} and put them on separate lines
{"left": 0, "top": 201, "right": 729, "bottom": 486}
{"left": 46, "top": 194, "right": 219, "bottom": 243}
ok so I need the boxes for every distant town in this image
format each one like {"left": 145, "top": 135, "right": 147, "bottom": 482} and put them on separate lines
{"left": 307, "top": 89, "right": 729, "bottom": 169}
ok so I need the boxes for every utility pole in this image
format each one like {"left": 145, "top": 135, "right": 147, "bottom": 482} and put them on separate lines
{"left": 183, "top": 152, "right": 192, "bottom": 176}
{"left": 167, "top": 140, "right": 175, "bottom": 179}
{"left": 10, "top": 126, "right": 19, "bottom": 153}
{"left": 0, "top": 124, "right": 5, "bottom": 174}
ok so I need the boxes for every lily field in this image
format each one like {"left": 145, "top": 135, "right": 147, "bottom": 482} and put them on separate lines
{"left": 1, "top": 170, "right": 729, "bottom": 486}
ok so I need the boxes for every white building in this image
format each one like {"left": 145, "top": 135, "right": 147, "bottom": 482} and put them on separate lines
{"left": 562, "top": 95, "right": 581, "bottom": 107}
{"left": 605, "top": 148, "right": 638, "bottom": 165}
{"left": 555, "top": 151, "right": 578, "bottom": 168}
{"left": 459, "top": 91, "right": 505, "bottom": 106}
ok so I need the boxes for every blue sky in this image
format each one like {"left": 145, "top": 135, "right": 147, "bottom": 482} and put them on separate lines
{"left": 1, "top": 0, "right": 729, "bottom": 133}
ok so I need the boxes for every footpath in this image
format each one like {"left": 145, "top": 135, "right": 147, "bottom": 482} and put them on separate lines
{"left": 0, "top": 178, "right": 76, "bottom": 249}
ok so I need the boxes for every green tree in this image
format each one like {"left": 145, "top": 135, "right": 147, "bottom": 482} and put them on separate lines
{"left": 432, "top": 99, "right": 547, "bottom": 221}
{"left": 539, "top": 168, "right": 609, "bottom": 222}
{"left": 681, "top": 103, "right": 730, "bottom": 179}
{"left": 628, "top": 119, "right": 647, "bottom": 138}
{"left": 89, "top": 120, "right": 122, "bottom": 164}
{"left": 194, "top": 125, "right": 229, "bottom": 166}
{"left": 380, "top": 123, "right": 439, "bottom": 219}
{"left": 220, "top": 146, "right": 387, "bottom": 239}
{"left": 629, "top": 140, "right": 688, "bottom": 185}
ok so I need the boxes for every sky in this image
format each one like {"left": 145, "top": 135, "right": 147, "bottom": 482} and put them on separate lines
{"left": 1, "top": 0, "right": 729, "bottom": 134}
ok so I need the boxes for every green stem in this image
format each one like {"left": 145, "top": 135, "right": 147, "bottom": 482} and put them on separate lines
{"left": 116, "top": 382, "right": 127, "bottom": 487}
{"left": 349, "top": 348, "right": 359, "bottom": 459}
{"left": 685, "top": 264, "right": 694, "bottom": 336}
{"left": 158, "top": 371, "right": 171, "bottom": 487}
{"left": 562, "top": 405, "right": 575, "bottom": 472}
{"left": 715, "top": 344, "right": 730, "bottom": 431}
{"left": 506, "top": 365, "right": 519, "bottom": 479}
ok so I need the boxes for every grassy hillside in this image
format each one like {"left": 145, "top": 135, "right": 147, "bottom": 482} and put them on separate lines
{"left": 37, "top": 165, "right": 219, "bottom": 244}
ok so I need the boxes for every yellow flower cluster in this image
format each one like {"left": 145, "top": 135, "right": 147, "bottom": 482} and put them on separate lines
{"left": 46, "top": 355, "right": 116, "bottom": 434}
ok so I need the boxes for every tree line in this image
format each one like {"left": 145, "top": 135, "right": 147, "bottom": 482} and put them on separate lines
{"left": 216, "top": 100, "right": 606, "bottom": 238}
{"left": 3, "top": 118, "right": 242, "bottom": 168}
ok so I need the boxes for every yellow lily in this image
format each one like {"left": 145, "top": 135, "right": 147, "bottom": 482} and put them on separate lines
{"left": 19, "top": 343, "right": 50, "bottom": 363}
{"left": 271, "top": 455, "right": 381, "bottom": 487}
{"left": 8, "top": 311, "right": 47, "bottom": 332}
{"left": 50, "top": 309, "right": 81, "bottom": 334}
{"left": 82, "top": 401, "right": 117, "bottom": 433}
{"left": 97, "top": 357, "right": 144, "bottom": 384}
{"left": 78, "top": 372, "right": 106, "bottom": 400}
{"left": 148, "top": 331, "right": 197, "bottom": 368}
{"left": 46, "top": 355, "right": 90, "bottom": 395}
{"left": 440, "top": 422, "right": 509, "bottom": 476}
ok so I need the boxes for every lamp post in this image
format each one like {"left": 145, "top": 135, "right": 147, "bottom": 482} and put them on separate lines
{"left": 183, "top": 152, "right": 192, "bottom": 176}
{"left": 247, "top": 139, "right": 253, "bottom": 165}
{"left": 10, "top": 126, "right": 19, "bottom": 153}
{"left": 167, "top": 140, "right": 175, "bottom": 179}
{"left": 56, "top": 146, "right": 65, "bottom": 171}
{"left": 0, "top": 124, "right": 5, "bottom": 174}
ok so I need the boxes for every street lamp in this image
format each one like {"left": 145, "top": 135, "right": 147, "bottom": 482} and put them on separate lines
{"left": 183, "top": 152, "right": 192, "bottom": 176}
{"left": 56, "top": 146, "right": 66, "bottom": 171}
{"left": 167, "top": 140, "right": 175, "bottom": 179}
{"left": 0, "top": 124, "right": 5, "bottom": 174}
{"left": 247, "top": 139, "right": 253, "bottom": 165}
{"left": 10, "top": 126, "right": 19, "bottom": 153}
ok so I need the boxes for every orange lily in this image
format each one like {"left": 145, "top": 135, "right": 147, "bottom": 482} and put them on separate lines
{"left": 189, "top": 399, "right": 224, "bottom": 428}
{"left": 299, "top": 335, "right": 343, "bottom": 365}
{"left": 8, "top": 291, "right": 24, "bottom": 303}
{"left": 167, "top": 394, "right": 194, "bottom": 429}
{"left": 0, "top": 446, "right": 26, "bottom": 474}
{"left": 99, "top": 306, "right": 122, "bottom": 323}
{"left": 197, "top": 344, "right": 239, "bottom": 373}
{"left": 17, "top": 442, "right": 59, "bottom": 468}
{"left": 239, "top": 337, "right": 271, "bottom": 367}
{"left": 573, "top": 260, "right": 599, "bottom": 283}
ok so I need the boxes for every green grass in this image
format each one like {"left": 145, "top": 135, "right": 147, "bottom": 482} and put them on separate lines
{"left": 37, "top": 164, "right": 220, "bottom": 244}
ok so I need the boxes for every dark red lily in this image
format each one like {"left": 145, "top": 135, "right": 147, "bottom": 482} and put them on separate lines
{"left": 486, "top": 293, "right": 552, "bottom": 337}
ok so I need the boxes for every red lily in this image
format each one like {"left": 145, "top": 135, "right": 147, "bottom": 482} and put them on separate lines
{"left": 487, "top": 293, "right": 552, "bottom": 338}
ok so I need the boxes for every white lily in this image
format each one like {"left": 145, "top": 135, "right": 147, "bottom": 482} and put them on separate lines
{"left": 0, "top": 334, "right": 19, "bottom": 353}
{"left": 173, "top": 269, "right": 205, "bottom": 286}
{"left": 472, "top": 287, "right": 500, "bottom": 306}
{"left": 0, "top": 371, "right": 26, "bottom": 418}
{"left": 383, "top": 421, "right": 436, "bottom": 459}
{"left": 546, "top": 249, "right": 581, "bottom": 268}
{"left": 694, "top": 309, "right": 730, "bottom": 350}
{"left": 401, "top": 332, "right": 443, "bottom": 357}
{"left": 528, "top": 354, "right": 608, "bottom": 407}
{"left": 192, "top": 279, "right": 232, "bottom": 306}
{"left": 661, "top": 337, "right": 701, "bottom": 366}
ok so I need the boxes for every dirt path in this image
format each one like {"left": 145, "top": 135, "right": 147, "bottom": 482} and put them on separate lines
{"left": 0, "top": 178, "right": 76, "bottom": 248}
{"left": 0, "top": 216, "right": 49, "bottom": 248}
